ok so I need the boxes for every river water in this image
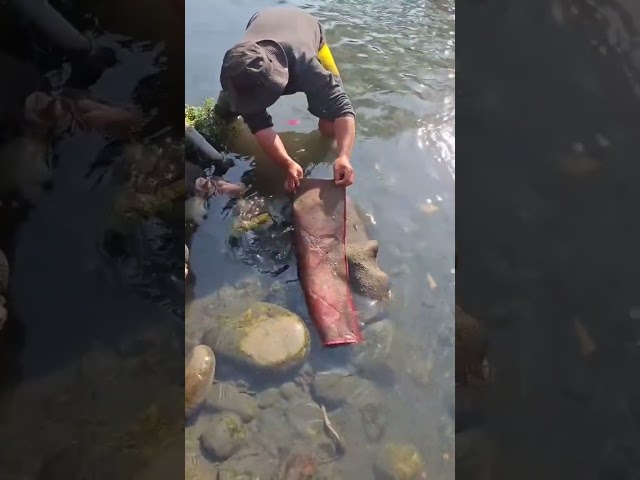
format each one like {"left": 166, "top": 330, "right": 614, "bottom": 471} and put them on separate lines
{"left": 186, "top": 0, "right": 455, "bottom": 478}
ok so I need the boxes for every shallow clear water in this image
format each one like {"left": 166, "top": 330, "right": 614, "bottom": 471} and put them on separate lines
{"left": 186, "top": 0, "right": 455, "bottom": 477}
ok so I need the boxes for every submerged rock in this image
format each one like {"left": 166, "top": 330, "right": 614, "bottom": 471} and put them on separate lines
{"left": 185, "top": 345, "right": 216, "bottom": 418}
{"left": 256, "top": 387, "right": 282, "bottom": 409}
{"left": 207, "top": 383, "right": 258, "bottom": 423}
{"left": 202, "top": 302, "right": 310, "bottom": 371}
{"left": 217, "top": 470, "right": 260, "bottom": 480}
{"left": 312, "top": 373, "right": 381, "bottom": 409}
{"left": 344, "top": 199, "right": 391, "bottom": 301}
{"left": 353, "top": 319, "right": 396, "bottom": 383}
{"left": 278, "top": 453, "right": 318, "bottom": 480}
{"left": 285, "top": 400, "right": 325, "bottom": 439}
{"left": 346, "top": 241, "right": 390, "bottom": 300}
{"left": 373, "top": 443, "right": 427, "bottom": 480}
{"left": 200, "top": 413, "right": 246, "bottom": 461}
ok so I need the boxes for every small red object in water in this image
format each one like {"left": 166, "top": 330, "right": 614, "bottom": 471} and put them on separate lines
{"left": 287, "top": 119, "right": 301, "bottom": 126}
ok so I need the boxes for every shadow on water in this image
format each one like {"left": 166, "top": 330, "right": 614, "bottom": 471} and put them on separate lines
{"left": 457, "top": 0, "right": 640, "bottom": 478}
{"left": 0, "top": 0, "right": 183, "bottom": 477}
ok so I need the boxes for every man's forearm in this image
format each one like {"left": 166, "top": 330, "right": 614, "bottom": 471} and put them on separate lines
{"left": 334, "top": 115, "right": 356, "bottom": 159}
{"left": 254, "top": 128, "right": 294, "bottom": 168}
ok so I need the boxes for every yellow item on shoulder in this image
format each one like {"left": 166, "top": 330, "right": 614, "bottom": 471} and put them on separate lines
{"left": 318, "top": 43, "right": 340, "bottom": 77}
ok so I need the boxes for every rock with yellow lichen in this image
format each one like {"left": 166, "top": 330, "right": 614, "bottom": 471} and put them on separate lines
{"left": 201, "top": 302, "right": 310, "bottom": 371}
{"left": 373, "top": 442, "right": 427, "bottom": 480}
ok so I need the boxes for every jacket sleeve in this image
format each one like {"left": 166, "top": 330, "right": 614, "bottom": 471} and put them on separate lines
{"left": 242, "top": 110, "right": 274, "bottom": 134}
{"left": 303, "top": 58, "right": 355, "bottom": 121}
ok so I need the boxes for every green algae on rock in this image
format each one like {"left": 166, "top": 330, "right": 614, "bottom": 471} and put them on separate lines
{"left": 185, "top": 345, "right": 216, "bottom": 418}
{"left": 374, "top": 443, "right": 427, "bottom": 480}
{"left": 202, "top": 302, "right": 310, "bottom": 371}
{"left": 200, "top": 413, "right": 246, "bottom": 462}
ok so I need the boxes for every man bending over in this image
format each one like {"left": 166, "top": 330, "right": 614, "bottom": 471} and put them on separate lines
{"left": 214, "top": 6, "right": 356, "bottom": 191}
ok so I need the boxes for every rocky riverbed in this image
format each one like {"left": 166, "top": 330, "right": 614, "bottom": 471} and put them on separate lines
{"left": 184, "top": 267, "right": 448, "bottom": 479}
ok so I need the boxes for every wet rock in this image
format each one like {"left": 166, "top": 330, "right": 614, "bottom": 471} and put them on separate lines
{"left": 186, "top": 277, "right": 267, "bottom": 351}
{"left": 0, "top": 249, "right": 8, "bottom": 293}
{"left": 360, "top": 401, "right": 387, "bottom": 442}
{"left": 280, "top": 381, "right": 307, "bottom": 402}
{"left": 278, "top": 453, "right": 318, "bottom": 480}
{"left": 312, "top": 373, "right": 381, "bottom": 409}
{"left": 455, "top": 306, "right": 487, "bottom": 383}
{"left": 200, "top": 413, "right": 246, "bottom": 461}
{"left": 344, "top": 199, "right": 391, "bottom": 301}
{"left": 353, "top": 319, "right": 396, "bottom": 383}
{"left": 202, "top": 302, "right": 310, "bottom": 371}
{"left": 207, "top": 383, "right": 257, "bottom": 423}
{"left": 185, "top": 196, "right": 207, "bottom": 225}
{"left": 185, "top": 345, "right": 216, "bottom": 418}
{"left": 285, "top": 400, "right": 324, "bottom": 439}
{"left": 229, "top": 196, "right": 273, "bottom": 237}
{"left": 346, "top": 241, "right": 391, "bottom": 301}
{"left": 257, "top": 387, "right": 282, "bottom": 409}
{"left": 373, "top": 443, "right": 427, "bottom": 480}
{"left": 217, "top": 470, "right": 260, "bottom": 480}
{"left": 405, "top": 343, "right": 434, "bottom": 388}
{"left": 255, "top": 408, "right": 290, "bottom": 456}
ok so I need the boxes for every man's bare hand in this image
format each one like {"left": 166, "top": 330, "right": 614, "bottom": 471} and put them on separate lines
{"left": 285, "top": 160, "right": 304, "bottom": 192}
{"left": 333, "top": 155, "right": 354, "bottom": 186}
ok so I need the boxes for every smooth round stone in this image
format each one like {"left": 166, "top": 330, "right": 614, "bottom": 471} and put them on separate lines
{"left": 203, "top": 302, "right": 310, "bottom": 371}
{"left": 185, "top": 345, "right": 216, "bottom": 418}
